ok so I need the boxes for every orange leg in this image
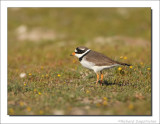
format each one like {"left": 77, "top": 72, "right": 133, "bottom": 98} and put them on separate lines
{"left": 96, "top": 73, "right": 99, "bottom": 84}
{"left": 100, "top": 71, "right": 103, "bottom": 85}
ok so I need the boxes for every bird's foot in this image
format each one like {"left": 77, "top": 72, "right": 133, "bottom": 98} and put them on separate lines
{"left": 96, "top": 81, "right": 99, "bottom": 85}
{"left": 93, "top": 80, "right": 103, "bottom": 86}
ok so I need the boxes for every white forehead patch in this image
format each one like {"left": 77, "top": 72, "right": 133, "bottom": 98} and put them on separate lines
{"left": 75, "top": 49, "right": 77, "bottom": 52}
{"left": 79, "top": 48, "right": 85, "bottom": 50}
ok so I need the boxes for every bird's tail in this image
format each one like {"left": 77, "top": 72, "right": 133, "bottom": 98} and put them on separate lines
{"left": 117, "top": 62, "right": 131, "bottom": 66}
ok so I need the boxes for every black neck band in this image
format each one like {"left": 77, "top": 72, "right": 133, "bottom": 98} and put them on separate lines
{"left": 79, "top": 50, "right": 90, "bottom": 61}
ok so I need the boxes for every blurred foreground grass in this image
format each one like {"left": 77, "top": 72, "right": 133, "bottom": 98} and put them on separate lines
{"left": 8, "top": 8, "right": 151, "bottom": 115}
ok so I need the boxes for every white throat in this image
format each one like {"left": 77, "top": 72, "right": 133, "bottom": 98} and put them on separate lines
{"left": 75, "top": 49, "right": 90, "bottom": 58}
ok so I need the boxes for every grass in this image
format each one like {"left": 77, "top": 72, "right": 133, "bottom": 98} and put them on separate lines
{"left": 8, "top": 8, "right": 151, "bottom": 115}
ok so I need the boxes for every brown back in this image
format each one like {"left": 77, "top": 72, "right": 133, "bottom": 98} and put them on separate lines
{"left": 85, "top": 50, "right": 119, "bottom": 66}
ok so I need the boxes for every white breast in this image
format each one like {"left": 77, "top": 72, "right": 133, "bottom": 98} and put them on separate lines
{"left": 80, "top": 58, "right": 95, "bottom": 70}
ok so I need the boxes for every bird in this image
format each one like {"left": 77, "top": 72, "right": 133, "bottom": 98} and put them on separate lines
{"left": 70, "top": 46, "right": 131, "bottom": 85}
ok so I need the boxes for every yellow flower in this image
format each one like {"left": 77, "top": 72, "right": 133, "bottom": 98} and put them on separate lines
{"left": 46, "top": 74, "right": 49, "bottom": 77}
{"left": 103, "top": 97, "right": 107, "bottom": 101}
{"left": 40, "top": 66, "right": 44, "bottom": 69}
{"left": 73, "top": 59, "right": 76, "bottom": 63}
{"left": 26, "top": 107, "right": 31, "bottom": 112}
{"left": 123, "top": 56, "right": 127, "bottom": 60}
{"left": 147, "top": 68, "right": 151, "bottom": 71}
{"left": 39, "top": 110, "right": 44, "bottom": 115}
{"left": 86, "top": 90, "right": 90, "bottom": 94}
{"left": 118, "top": 67, "right": 122, "bottom": 71}
{"left": 140, "top": 62, "right": 143, "bottom": 65}
{"left": 96, "top": 103, "right": 101, "bottom": 107}
{"left": 38, "top": 92, "right": 41, "bottom": 95}
{"left": 24, "top": 82, "right": 27, "bottom": 86}
{"left": 128, "top": 103, "right": 134, "bottom": 110}
{"left": 28, "top": 73, "right": 32, "bottom": 76}
{"left": 130, "top": 66, "right": 133, "bottom": 69}
{"left": 19, "top": 101, "right": 24, "bottom": 106}
{"left": 103, "top": 101, "right": 108, "bottom": 106}
{"left": 57, "top": 74, "right": 61, "bottom": 77}
{"left": 34, "top": 89, "right": 37, "bottom": 92}
{"left": 120, "top": 56, "right": 123, "bottom": 59}
{"left": 41, "top": 75, "right": 44, "bottom": 78}
{"left": 9, "top": 108, "right": 14, "bottom": 115}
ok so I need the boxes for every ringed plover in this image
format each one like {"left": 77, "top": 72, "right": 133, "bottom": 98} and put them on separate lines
{"left": 71, "top": 46, "right": 130, "bottom": 85}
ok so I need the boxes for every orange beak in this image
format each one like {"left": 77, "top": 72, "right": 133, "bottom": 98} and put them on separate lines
{"left": 70, "top": 52, "right": 75, "bottom": 56}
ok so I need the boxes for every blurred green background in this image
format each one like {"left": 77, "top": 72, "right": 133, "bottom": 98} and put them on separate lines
{"left": 8, "top": 8, "right": 151, "bottom": 115}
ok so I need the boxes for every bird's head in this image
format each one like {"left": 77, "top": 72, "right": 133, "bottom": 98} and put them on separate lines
{"left": 70, "top": 46, "right": 90, "bottom": 58}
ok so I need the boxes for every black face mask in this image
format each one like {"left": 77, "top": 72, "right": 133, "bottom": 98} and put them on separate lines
{"left": 75, "top": 48, "right": 85, "bottom": 54}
